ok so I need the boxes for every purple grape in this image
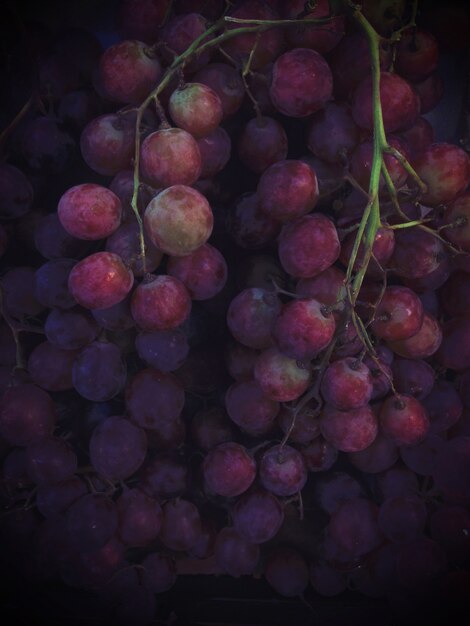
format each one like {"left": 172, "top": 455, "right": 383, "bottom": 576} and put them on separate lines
{"left": 36, "top": 477, "right": 87, "bottom": 518}
{"left": 0, "top": 384, "right": 56, "bottom": 446}
{"left": 72, "top": 341, "right": 127, "bottom": 401}
{"left": 25, "top": 436, "right": 77, "bottom": 485}
{"left": 159, "top": 498, "right": 202, "bottom": 552}
{"left": 66, "top": 494, "right": 118, "bottom": 552}
{"left": 117, "top": 489, "right": 162, "bottom": 547}
{"left": 231, "top": 489, "right": 284, "bottom": 544}
{"left": 214, "top": 527, "right": 260, "bottom": 577}
{"left": 89, "top": 416, "right": 147, "bottom": 480}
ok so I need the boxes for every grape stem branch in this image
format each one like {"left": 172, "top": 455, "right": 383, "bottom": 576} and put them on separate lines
{"left": 130, "top": 13, "right": 338, "bottom": 269}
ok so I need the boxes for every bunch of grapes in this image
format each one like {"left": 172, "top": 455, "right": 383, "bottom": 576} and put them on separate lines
{"left": 1, "top": 0, "right": 470, "bottom": 623}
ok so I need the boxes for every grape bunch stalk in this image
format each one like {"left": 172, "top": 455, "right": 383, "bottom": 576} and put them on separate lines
{"left": 1, "top": 0, "right": 470, "bottom": 623}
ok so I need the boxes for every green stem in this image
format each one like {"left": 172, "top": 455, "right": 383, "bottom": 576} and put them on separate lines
{"left": 387, "top": 218, "right": 431, "bottom": 229}
{"left": 345, "top": 7, "right": 386, "bottom": 306}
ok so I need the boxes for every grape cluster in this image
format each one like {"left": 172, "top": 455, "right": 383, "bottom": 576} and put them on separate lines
{"left": 1, "top": 0, "right": 470, "bottom": 622}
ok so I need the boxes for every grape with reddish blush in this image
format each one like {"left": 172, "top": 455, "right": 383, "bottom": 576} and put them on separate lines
{"left": 273, "top": 298, "right": 336, "bottom": 362}
{"left": 259, "top": 444, "right": 307, "bottom": 497}
{"left": 412, "top": 143, "right": 470, "bottom": 205}
{"left": 352, "top": 72, "right": 420, "bottom": 133}
{"left": 320, "top": 357, "right": 373, "bottom": 411}
{"left": 68, "top": 252, "right": 134, "bottom": 310}
{"left": 80, "top": 113, "right": 135, "bottom": 176}
{"left": 203, "top": 442, "right": 256, "bottom": 498}
{"left": 258, "top": 159, "right": 319, "bottom": 222}
{"left": 140, "top": 128, "right": 202, "bottom": 189}
{"left": 395, "top": 29, "right": 439, "bottom": 82}
{"left": 320, "top": 405, "right": 378, "bottom": 452}
{"left": 270, "top": 48, "right": 333, "bottom": 117}
{"left": 371, "top": 286, "right": 424, "bottom": 342}
{"left": 380, "top": 395, "right": 430, "bottom": 447}
{"left": 131, "top": 275, "right": 191, "bottom": 331}
{"left": 97, "top": 40, "right": 161, "bottom": 105}
{"left": 278, "top": 214, "right": 340, "bottom": 279}
{"left": 167, "top": 244, "right": 227, "bottom": 301}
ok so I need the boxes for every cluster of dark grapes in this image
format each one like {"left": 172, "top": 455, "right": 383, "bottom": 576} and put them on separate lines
{"left": 1, "top": 0, "right": 470, "bottom": 623}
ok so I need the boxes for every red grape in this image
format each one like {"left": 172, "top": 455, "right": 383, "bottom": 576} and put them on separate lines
{"left": 167, "top": 244, "right": 227, "bottom": 301}
{"left": 80, "top": 113, "right": 135, "bottom": 176}
{"left": 259, "top": 444, "right": 307, "bottom": 497}
{"left": 412, "top": 143, "right": 470, "bottom": 205}
{"left": 371, "top": 286, "right": 424, "bottom": 341}
{"left": 379, "top": 395, "right": 429, "bottom": 447}
{"left": 258, "top": 160, "right": 319, "bottom": 222}
{"left": 68, "top": 252, "right": 134, "bottom": 310}
{"left": 97, "top": 40, "right": 161, "bottom": 105}
{"left": 278, "top": 214, "right": 340, "bottom": 279}
{"left": 203, "top": 442, "right": 256, "bottom": 497}
{"left": 140, "top": 128, "right": 202, "bottom": 189}
{"left": 273, "top": 297, "right": 336, "bottom": 361}
{"left": 270, "top": 48, "right": 333, "bottom": 117}
{"left": 321, "top": 357, "right": 373, "bottom": 411}
{"left": 352, "top": 72, "right": 420, "bottom": 133}
{"left": 131, "top": 275, "right": 191, "bottom": 331}
{"left": 320, "top": 404, "right": 378, "bottom": 452}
